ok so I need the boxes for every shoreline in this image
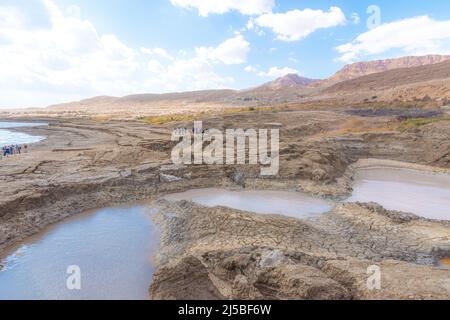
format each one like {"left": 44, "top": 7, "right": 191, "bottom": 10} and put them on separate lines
{"left": 0, "top": 123, "right": 48, "bottom": 150}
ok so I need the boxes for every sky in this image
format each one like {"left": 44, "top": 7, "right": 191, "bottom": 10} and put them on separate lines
{"left": 1, "top": 0, "right": 450, "bottom": 108}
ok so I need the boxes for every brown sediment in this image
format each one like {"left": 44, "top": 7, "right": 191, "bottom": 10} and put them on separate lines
{"left": 1, "top": 106, "right": 450, "bottom": 299}
{"left": 441, "top": 259, "right": 450, "bottom": 268}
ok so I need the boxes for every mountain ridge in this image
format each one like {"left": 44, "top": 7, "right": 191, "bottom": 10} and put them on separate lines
{"left": 262, "top": 74, "right": 319, "bottom": 89}
{"left": 43, "top": 54, "right": 450, "bottom": 115}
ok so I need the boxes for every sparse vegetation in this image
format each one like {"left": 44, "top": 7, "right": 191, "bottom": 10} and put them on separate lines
{"left": 399, "top": 116, "right": 450, "bottom": 131}
{"left": 317, "top": 118, "right": 398, "bottom": 138}
{"left": 138, "top": 106, "right": 274, "bottom": 125}
{"left": 221, "top": 107, "right": 260, "bottom": 115}
{"left": 139, "top": 113, "right": 204, "bottom": 125}
{"left": 92, "top": 115, "right": 113, "bottom": 122}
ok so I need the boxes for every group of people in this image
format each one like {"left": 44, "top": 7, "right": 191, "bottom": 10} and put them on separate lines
{"left": 1, "top": 144, "right": 27, "bottom": 158}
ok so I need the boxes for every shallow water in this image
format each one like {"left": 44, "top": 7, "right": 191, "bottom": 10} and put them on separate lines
{"left": 0, "top": 130, "right": 45, "bottom": 147}
{"left": 0, "top": 122, "right": 47, "bottom": 147}
{"left": 0, "top": 122, "right": 48, "bottom": 129}
{"left": 348, "top": 168, "right": 450, "bottom": 220}
{"left": 163, "top": 188, "right": 333, "bottom": 219}
{"left": 0, "top": 205, "right": 159, "bottom": 300}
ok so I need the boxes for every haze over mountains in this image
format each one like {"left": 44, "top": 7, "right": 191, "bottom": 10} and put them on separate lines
{"left": 10, "top": 54, "right": 450, "bottom": 118}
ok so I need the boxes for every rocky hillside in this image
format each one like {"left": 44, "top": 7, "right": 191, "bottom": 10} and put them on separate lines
{"left": 322, "top": 60, "right": 450, "bottom": 105}
{"left": 328, "top": 55, "right": 450, "bottom": 83}
{"left": 326, "top": 60, "right": 450, "bottom": 92}
{"left": 263, "top": 74, "right": 319, "bottom": 89}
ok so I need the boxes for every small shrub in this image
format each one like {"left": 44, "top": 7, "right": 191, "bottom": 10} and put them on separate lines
{"left": 141, "top": 114, "right": 201, "bottom": 125}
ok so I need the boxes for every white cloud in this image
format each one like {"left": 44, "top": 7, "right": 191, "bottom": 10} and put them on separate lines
{"left": 336, "top": 16, "right": 450, "bottom": 63}
{"left": 66, "top": 5, "right": 81, "bottom": 19}
{"left": 244, "top": 65, "right": 257, "bottom": 73}
{"left": 0, "top": 6, "right": 24, "bottom": 29}
{"left": 170, "top": 0, "right": 274, "bottom": 17}
{"left": 141, "top": 47, "right": 174, "bottom": 60}
{"left": 146, "top": 35, "right": 249, "bottom": 91}
{"left": 0, "top": 0, "right": 247, "bottom": 107}
{"left": 0, "top": 0, "right": 139, "bottom": 106}
{"left": 246, "top": 18, "right": 266, "bottom": 36}
{"left": 196, "top": 34, "right": 250, "bottom": 64}
{"left": 255, "top": 7, "right": 346, "bottom": 41}
{"left": 162, "top": 57, "right": 234, "bottom": 91}
{"left": 246, "top": 19, "right": 255, "bottom": 30}
{"left": 258, "top": 66, "right": 298, "bottom": 78}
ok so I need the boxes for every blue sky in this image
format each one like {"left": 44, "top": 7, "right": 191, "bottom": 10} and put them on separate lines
{"left": 1, "top": 0, "right": 450, "bottom": 108}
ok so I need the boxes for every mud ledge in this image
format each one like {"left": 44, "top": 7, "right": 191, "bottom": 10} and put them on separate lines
{"left": 350, "top": 158, "right": 450, "bottom": 174}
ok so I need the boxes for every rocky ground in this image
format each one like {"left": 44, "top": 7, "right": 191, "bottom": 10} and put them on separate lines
{"left": 150, "top": 200, "right": 450, "bottom": 300}
{"left": 1, "top": 106, "right": 450, "bottom": 299}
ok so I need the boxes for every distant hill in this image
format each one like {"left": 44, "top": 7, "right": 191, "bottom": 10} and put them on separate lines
{"left": 47, "top": 90, "right": 237, "bottom": 114}
{"left": 40, "top": 54, "right": 450, "bottom": 117}
{"left": 262, "top": 74, "right": 319, "bottom": 89}
{"left": 326, "top": 59, "right": 450, "bottom": 93}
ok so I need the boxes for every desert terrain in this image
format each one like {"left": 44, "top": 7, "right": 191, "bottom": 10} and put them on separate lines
{"left": 1, "top": 55, "right": 450, "bottom": 299}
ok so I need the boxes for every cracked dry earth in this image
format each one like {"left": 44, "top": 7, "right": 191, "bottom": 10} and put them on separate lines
{"left": 1, "top": 107, "right": 450, "bottom": 299}
{"left": 150, "top": 200, "right": 450, "bottom": 300}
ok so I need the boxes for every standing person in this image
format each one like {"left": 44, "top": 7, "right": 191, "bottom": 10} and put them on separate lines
{"left": 24, "top": 144, "right": 28, "bottom": 153}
